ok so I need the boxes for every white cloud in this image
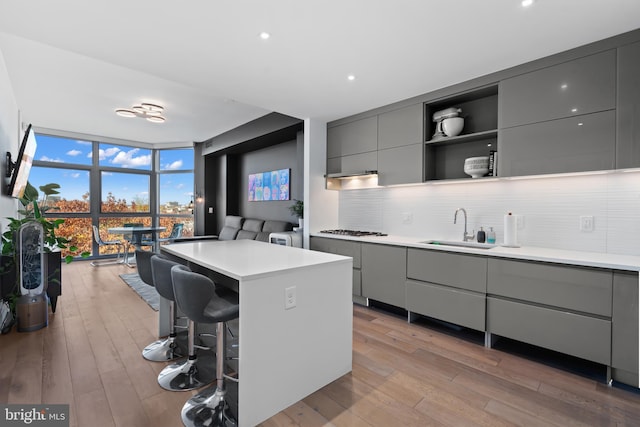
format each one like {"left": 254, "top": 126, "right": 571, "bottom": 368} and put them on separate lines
{"left": 70, "top": 173, "right": 81, "bottom": 179}
{"left": 175, "top": 183, "right": 185, "bottom": 189}
{"left": 67, "top": 149, "right": 82, "bottom": 156}
{"left": 111, "top": 148, "right": 151, "bottom": 168}
{"left": 75, "top": 140, "right": 92, "bottom": 145}
{"left": 163, "top": 160, "right": 183, "bottom": 170}
{"left": 98, "top": 147, "right": 121, "bottom": 160}
{"left": 39, "top": 155, "right": 63, "bottom": 162}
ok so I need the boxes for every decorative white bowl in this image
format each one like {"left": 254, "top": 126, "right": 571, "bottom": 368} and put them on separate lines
{"left": 464, "top": 156, "right": 489, "bottom": 178}
{"left": 442, "top": 117, "right": 464, "bottom": 137}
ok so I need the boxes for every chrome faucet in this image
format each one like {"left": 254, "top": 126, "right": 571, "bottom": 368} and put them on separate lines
{"left": 454, "top": 208, "right": 475, "bottom": 242}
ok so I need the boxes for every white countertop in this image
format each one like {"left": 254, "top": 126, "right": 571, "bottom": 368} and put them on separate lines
{"left": 162, "top": 239, "right": 352, "bottom": 280}
{"left": 311, "top": 233, "right": 640, "bottom": 271}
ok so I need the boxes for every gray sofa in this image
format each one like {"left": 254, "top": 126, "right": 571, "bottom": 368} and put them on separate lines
{"left": 218, "top": 215, "right": 293, "bottom": 242}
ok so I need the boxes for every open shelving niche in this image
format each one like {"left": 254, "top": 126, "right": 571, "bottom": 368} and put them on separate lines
{"left": 424, "top": 85, "right": 498, "bottom": 181}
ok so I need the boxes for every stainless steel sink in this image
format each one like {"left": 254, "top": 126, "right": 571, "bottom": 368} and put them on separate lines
{"left": 418, "top": 240, "right": 497, "bottom": 250}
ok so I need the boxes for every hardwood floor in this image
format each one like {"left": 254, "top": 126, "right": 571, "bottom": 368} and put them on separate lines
{"left": 1, "top": 260, "right": 639, "bottom": 426}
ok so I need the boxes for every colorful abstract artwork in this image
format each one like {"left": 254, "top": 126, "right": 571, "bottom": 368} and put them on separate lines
{"left": 248, "top": 168, "right": 290, "bottom": 201}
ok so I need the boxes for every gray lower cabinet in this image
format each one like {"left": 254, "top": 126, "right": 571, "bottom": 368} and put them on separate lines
{"left": 361, "top": 243, "right": 406, "bottom": 307}
{"left": 487, "top": 258, "right": 613, "bottom": 365}
{"left": 405, "top": 248, "right": 487, "bottom": 330}
{"left": 499, "top": 109, "right": 616, "bottom": 177}
{"left": 611, "top": 270, "right": 639, "bottom": 386}
{"left": 487, "top": 297, "right": 611, "bottom": 365}
{"left": 406, "top": 280, "right": 486, "bottom": 331}
{"left": 377, "top": 143, "right": 423, "bottom": 185}
{"left": 617, "top": 40, "right": 640, "bottom": 169}
{"left": 310, "top": 237, "right": 362, "bottom": 296}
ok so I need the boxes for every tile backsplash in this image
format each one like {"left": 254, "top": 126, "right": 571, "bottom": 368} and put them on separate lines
{"left": 338, "top": 170, "right": 640, "bottom": 256}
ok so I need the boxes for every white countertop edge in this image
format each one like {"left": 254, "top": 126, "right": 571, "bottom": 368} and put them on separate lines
{"left": 311, "top": 233, "right": 640, "bottom": 271}
{"left": 162, "top": 240, "right": 353, "bottom": 281}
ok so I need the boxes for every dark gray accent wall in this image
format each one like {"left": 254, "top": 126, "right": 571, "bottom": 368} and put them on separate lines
{"left": 238, "top": 137, "right": 302, "bottom": 223}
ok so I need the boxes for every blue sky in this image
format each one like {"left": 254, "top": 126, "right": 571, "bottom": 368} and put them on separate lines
{"left": 30, "top": 134, "right": 194, "bottom": 204}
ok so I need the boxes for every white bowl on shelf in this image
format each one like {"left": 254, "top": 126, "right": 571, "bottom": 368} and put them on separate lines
{"left": 464, "top": 156, "right": 490, "bottom": 178}
{"left": 442, "top": 117, "right": 464, "bottom": 137}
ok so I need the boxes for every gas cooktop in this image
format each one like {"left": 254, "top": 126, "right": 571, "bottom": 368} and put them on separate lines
{"left": 319, "top": 229, "right": 388, "bottom": 237}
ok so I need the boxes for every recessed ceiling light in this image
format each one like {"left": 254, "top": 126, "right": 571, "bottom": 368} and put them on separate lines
{"left": 578, "top": 122, "right": 584, "bottom": 126}
{"left": 521, "top": 0, "right": 534, "bottom": 7}
{"left": 571, "top": 108, "right": 578, "bottom": 113}
{"left": 560, "top": 83, "right": 568, "bottom": 89}
{"left": 347, "top": 75, "right": 356, "bottom": 81}
{"left": 259, "top": 32, "right": 270, "bottom": 40}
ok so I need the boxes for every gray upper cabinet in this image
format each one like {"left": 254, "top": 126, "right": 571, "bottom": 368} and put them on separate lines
{"left": 327, "top": 116, "right": 378, "bottom": 158}
{"left": 326, "top": 151, "right": 378, "bottom": 175}
{"left": 499, "top": 110, "right": 616, "bottom": 177}
{"left": 377, "top": 143, "right": 423, "bottom": 185}
{"left": 377, "top": 104, "right": 423, "bottom": 150}
{"left": 499, "top": 50, "right": 616, "bottom": 129}
{"left": 617, "top": 40, "right": 640, "bottom": 169}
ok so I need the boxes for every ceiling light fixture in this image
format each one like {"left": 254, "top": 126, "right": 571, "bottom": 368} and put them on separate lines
{"left": 521, "top": 0, "right": 534, "bottom": 7}
{"left": 347, "top": 74, "right": 356, "bottom": 81}
{"left": 260, "top": 32, "right": 271, "bottom": 40}
{"left": 115, "top": 102, "right": 166, "bottom": 123}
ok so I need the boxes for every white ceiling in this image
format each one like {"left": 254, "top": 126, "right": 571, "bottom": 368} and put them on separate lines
{"left": 1, "top": 1, "right": 639, "bottom": 145}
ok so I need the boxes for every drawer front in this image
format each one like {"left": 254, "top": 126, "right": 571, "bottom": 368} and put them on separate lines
{"left": 487, "top": 258, "right": 612, "bottom": 316}
{"left": 406, "top": 280, "right": 486, "bottom": 331}
{"left": 487, "top": 297, "right": 611, "bottom": 365}
{"left": 310, "top": 237, "right": 361, "bottom": 268}
{"left": 499, "top": 49, "right": 615, "bottom": 128}
{"left": 407, "top": 248, "right": 487, "bottom": 293}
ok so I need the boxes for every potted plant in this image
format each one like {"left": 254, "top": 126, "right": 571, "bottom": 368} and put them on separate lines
{"left": 1, "top": 182, "right": 89, "bottom": 315}
{"left": 289, "top": 199, "right": 304, "bottom": 228}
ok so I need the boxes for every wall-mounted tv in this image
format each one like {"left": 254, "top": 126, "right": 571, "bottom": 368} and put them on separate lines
{"left": 6, "top": 124, "right": 37, "bottom": 198}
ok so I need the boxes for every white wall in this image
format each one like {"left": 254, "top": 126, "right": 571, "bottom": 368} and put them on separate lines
{"left": 0, "top": 47, "right": 19, "bottom": 231}
{"left": 337, "top": 170, "right": 640, "bottom": 256}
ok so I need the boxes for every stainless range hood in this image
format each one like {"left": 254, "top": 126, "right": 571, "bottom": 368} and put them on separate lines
{"left": 325, "top": 170, "right": 379, "bottom": 190}
{"left": 324, "top": 170, "right": 378, "bottom": 179}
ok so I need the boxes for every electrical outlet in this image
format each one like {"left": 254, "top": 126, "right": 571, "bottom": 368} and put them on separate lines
{"left": 580, "top": 215, "right": 594, "bottom": 232}
{"left": 516, "top": 215, "right": 524, "bottom": 229}
{"left": 402, "top": 212, "right": 413, "bottom": 224}
{"left": 285, "top": 286, "right": 296, "bottom": 310}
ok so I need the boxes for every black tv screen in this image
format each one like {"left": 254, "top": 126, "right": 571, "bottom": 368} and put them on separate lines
{"left": 7, "top": 124, "right": 37, "bottom": 198}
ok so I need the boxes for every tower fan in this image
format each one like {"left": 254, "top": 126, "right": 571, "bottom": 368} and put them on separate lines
{"left": 15, "top": 221, "right": 48, "bottom": 332}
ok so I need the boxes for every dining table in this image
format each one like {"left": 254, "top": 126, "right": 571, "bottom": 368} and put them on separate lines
{"left": 107, "top": 226, "right": 166, "bottom": 266}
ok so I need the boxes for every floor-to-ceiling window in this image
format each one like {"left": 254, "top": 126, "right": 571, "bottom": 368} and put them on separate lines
{"left": 28, "top": 131, "right": 194, "bottom": 259}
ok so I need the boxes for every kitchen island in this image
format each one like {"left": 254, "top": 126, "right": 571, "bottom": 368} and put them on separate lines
{"left": 161, "top": 239, "right": 353, "bottom": 427}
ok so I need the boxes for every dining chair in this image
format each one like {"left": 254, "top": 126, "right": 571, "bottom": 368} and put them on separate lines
{"left": 158, "top": 223, "right": 184, "bottom": 244}
{"left": 90, "top": 225, "right": 124, "bottom": 266}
